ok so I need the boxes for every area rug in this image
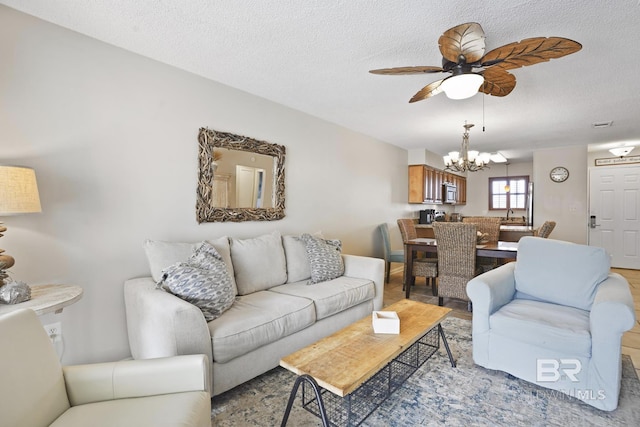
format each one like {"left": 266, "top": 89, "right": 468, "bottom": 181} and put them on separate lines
{"left": 211, "top": 317, "right": 640, "bottom": 426}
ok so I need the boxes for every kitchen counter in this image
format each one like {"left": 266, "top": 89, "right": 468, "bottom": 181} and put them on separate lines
{"left": 415, "top": 223, "right": 534, "bottom": 241}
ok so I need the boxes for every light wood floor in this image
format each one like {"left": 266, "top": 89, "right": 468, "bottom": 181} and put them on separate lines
{"left": 382, "top": 266, "right": 640, "bottom": 378}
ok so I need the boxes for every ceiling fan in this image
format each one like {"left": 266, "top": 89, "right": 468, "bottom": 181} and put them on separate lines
{"left": 369, "top": 22, "right": 582, "bottom": 102}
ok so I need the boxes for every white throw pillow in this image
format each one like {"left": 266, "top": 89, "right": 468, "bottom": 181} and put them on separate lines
{"left": 299, "top": 233, "right": 344, "bottom": 284}
{"left": 159, "top": 242, "right": 236, "bottom": 322}
{"left": 283, "top": 235, "right": 312, "bottom": 283}
{"left": 143, "top": 237, "right": 237, "bottom": 295}
{"left": 230, "top": 231, "right": 288, "bottom": 295}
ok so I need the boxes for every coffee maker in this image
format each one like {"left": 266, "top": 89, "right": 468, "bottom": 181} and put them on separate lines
{"left": 419, "top": 209, "right": 435, "bottom": 224}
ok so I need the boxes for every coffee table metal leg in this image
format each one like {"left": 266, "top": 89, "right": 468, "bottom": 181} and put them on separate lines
{"left": 281, "top": 374, "right": 330, "bottom": 427}
{"left": 438, "top": 324, "right": 456, "bottom": 368}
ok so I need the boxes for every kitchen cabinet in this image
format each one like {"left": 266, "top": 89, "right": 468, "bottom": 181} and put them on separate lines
{"left": 409, "top": 165, "right": 466, "bottom": 204}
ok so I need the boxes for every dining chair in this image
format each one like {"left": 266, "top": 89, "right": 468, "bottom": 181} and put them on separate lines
{"left": 462, "top": 216, "right": 502, "bottom": 271}
{"left": 378, "top": 223, "right": 405, "bottom": 283}
{"left": 432, "top": 222, "right": 481, "bottom": 308}
{"left": 397, "top": 218, "right": 438, "bottom": 294}
{"left": 533, "top": 220, "right": 556, "bottom": 238}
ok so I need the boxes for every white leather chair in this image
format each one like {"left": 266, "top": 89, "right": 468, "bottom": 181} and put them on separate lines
{"left": 0, "top": 309, "right": 211, "bottom": 427}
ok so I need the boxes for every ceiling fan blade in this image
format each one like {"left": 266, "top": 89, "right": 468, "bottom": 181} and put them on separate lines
{"left": 479, "top": 68, "right": 516, "bottom": 97}
{"left": 480, "top": 37, "right": 582, "bottom": 71}
{"left": 369, "top": 66, "right": 444, "bottom": 75}
{"left": 438, "top": 22, "right": 486, "bottom": 64}
{"left": 409, "top": 79, "right": 445, "bottom": 103}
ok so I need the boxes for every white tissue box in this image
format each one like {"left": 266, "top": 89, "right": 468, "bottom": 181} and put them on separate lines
{"left": 372, "top": 311, "right": 400, "bottom": 334}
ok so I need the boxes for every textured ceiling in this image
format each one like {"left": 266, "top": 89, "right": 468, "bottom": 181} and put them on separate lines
{"left": 3, "top": 0, "right": 640, "bottom": 161}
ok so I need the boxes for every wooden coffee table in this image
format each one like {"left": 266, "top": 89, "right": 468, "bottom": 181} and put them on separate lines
{"left": 280, "top": 299, "right": 455, "bottom": 426}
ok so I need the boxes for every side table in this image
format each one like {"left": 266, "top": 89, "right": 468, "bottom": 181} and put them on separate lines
{"left": 0, "top": 284, "right": 83, "bottom": 316}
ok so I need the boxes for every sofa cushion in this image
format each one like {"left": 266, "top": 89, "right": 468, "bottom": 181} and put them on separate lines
{"left": 300, "top": 233, "right": 345, "bottom": 284}
{"left": 160, "top": 242, "right": 236, "bottom": 322}
{"left": 282, "top": 235, "right": 312, "bottom": 283}
{"left": 143, "top": 237, "right": 237, "bottom": 294}
{"left": 269, "top": 276, "right": 375, "bottom": 320}
{"left": 208, "top": 291, "right": 315, "bottom": 363}
{"left": 514, "top": 237, "right": 610, "bottom": 311}
{"left": 230, "top": 231, "right": 288, "bottom": 295}
{"left": 490, "top": 299, "right": 592, "bottom": 358}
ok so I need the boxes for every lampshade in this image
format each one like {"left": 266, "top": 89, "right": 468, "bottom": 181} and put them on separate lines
{"left": 440, "top": 73, "right": 485, "bottom": 100}
{"left": 0, "top": 166, "right": 42, "bottom": 215}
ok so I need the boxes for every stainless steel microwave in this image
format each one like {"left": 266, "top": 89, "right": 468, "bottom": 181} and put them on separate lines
{"left": 443, "top": 182, "right": 457, "bottom": 204}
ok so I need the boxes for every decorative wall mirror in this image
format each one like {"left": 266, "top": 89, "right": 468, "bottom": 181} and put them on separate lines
{"left": 197, "top": 128, "right": 286, "bottom": 222}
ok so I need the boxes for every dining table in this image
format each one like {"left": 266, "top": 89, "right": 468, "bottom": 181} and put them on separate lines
{"left": 403, "top": 238, "right": 519, "bottom": 298}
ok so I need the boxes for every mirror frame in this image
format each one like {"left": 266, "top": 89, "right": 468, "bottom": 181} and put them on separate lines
{"left": 197, "top": 128, "right": 286, "bottom": 222}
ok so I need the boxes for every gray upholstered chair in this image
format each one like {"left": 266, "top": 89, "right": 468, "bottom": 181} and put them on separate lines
{"left": 378, "top": 223, "right": 405, "bottom": 283}
{"left": 397, "top": 218, "right": 438, "bottom": 294}
{"left": 467, "top": 237, "right": 636, "bottom": 411}
{"left": 0, "top": 308, "right": 211, "bottom": 427}
{"left": 432, "top": 222, "right": 481, "bottom": 307}
{"left": 534, "top": 220, "right": 556, "bottom": 238}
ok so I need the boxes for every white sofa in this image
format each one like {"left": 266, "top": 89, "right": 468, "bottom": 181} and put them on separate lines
{"left": 1, "top": 308, "right": 211, "bottom": 427}
{"left": 124, "top": 231, "right": 385, "bottom": 396}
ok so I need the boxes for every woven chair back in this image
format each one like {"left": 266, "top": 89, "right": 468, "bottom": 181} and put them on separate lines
{"left": 433, "top": 222, "right": 477, "bottom": 278}
{"left": 462, "top": 216, "right": 501, "bottom": 242}
{"left": 397, "top": 218, "right": 418, "bottom": 242}
{"left": 535, "top": 221, "right": 556, "bottom": 238}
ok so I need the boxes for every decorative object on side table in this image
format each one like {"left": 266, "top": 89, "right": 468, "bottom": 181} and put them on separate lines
{"left": 0, "top": 165, "right": 42, "bottom": 302}
{"left": 0, "top": 279, "right": 31, "bottom": 305}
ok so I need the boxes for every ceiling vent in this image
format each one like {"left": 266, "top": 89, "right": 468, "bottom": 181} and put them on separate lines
{"left": 592, "top": 121, "right": 613, "bottom": 129}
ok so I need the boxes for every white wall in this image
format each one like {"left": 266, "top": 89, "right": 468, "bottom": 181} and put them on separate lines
{"left": 456, "top": 161, "right": 533, "bottom": 220}
{"left": 0, "top": 6, "right": 411, "bottom": 364}
{"left": 533, "top": 146, "right": 588, "bottom": 243}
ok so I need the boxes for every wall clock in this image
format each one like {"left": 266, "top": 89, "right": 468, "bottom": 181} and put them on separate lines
{"left": 550, "top": 166, "right": 569, "bottom": 183}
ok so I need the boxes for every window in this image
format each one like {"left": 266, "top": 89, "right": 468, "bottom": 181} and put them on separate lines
{"left": 489, "top": 176, "right": 529, "bottom": 210}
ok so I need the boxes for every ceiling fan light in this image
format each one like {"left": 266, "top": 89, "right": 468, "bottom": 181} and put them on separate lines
{"left": 440, "top": 74, "right": 484, "bottom": 100}
{"left": 609, "top": 147, "right": 634, "bottom": 157}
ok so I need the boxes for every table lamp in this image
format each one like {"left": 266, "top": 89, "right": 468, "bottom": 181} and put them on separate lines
{"left": 0, "top": 166, "right": 42, "bottom": 285}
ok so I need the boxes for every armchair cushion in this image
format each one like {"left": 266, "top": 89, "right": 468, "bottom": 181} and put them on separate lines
{"left": 490, "top": 299, "right": 592, "bottom": 358}
{"left": 514, "top": 237, "right": 610, "bottom": 311}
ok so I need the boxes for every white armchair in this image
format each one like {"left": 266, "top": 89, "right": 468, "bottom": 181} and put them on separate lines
{"left": 467, "top": 237, "right": 636, "bottom": 411}
{"left": 0, "top": 309, "right": 211, "bottom": 427}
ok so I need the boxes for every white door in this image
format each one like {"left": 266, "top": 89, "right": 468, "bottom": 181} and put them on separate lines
{"left": 236, "top": 165, "right": 256, "bottom": 208}
{"left": 588, "top": 165, "right": 640, "bottom": 268}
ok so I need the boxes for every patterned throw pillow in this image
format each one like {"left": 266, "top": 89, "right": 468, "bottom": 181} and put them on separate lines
{"left": 299, "top": 233, "right": 344, "bottom": 284}
{"left": 158, "top": 242, "right": 235, "bottom": 321}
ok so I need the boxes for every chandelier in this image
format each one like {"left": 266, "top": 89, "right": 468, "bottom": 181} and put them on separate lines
{"left": 443, "top": 121, "right": 491, "bottom": 172}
